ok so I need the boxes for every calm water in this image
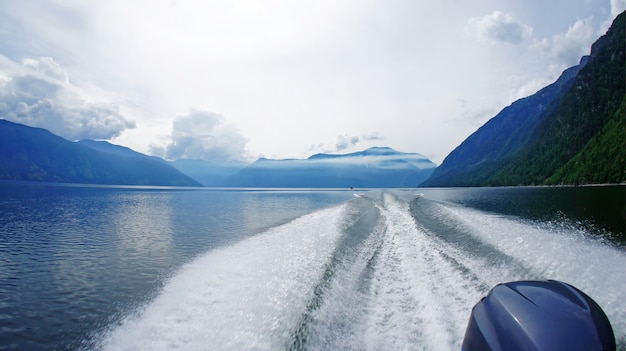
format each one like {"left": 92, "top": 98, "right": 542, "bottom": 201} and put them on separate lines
{"left": 0, "top": 183, "right": 624, "bottom": 350}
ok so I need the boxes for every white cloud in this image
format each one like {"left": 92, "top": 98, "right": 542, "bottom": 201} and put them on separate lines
{"left": 467, "top": 11, "right": 533, "bottom": 45}
{"left": 363, "top": 132, "right": 383, "bottom": 141}
{"left": 532, "top": 17, "right": 596, "bottom": 66}
{"left": 156, "top": 109, "right": 248, "bottom": 162}
{"left": 0, "top": 56, "right": 135, "bottom": 140}
{"left": 305, "top": 132, "right": 385, "bottom": 156}
{"left": 21, "top": 57, "right": 69, "bottom": 82}
{"left": 611, "top": 0, "right": 626, "bottom": 17}
{"left": 335, "top": 134, "right": 360, "bottom": 151}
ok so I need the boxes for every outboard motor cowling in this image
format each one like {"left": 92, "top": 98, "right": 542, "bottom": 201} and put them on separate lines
{"left": 462, "top": 280, "right": 615, "bottom": 351}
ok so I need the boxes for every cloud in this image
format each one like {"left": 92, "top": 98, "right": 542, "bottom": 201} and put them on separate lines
{"left": 21, "top": 57, "right": 69, "bottom": 82}
{"left": 467, "top": 11, "right": 533, "bottom": 45}
{"left": 306, "top": 132, "right": 385, "bottom": 156}
{"left": 362, "top": 132, "right": 383, "bottom": 141}
{"left": 335, "top": 134, "right": 360, "bottom": 151}
{"left": 157, "top": 109, "right": 248, "bottom": 161}
{"left": 611, "top": 0, "right": 626, "bottom": 17}
{"left": 532, "top": 17, "right": 595, "bottom": 66}
{"left": 508, "top": 76, "right": 555, "bottom": 102}
{"left": 0, "top": 56, "right": 135, "bottom": 140}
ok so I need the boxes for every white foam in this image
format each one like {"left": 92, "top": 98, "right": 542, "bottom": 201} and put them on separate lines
{"left": 295, "top": 193, "right": 542, "bottom": 351}
{"left": 295, "top": 203, "right": 387, "bottom": 350}
{"left": 359, "top": 193, "right": 484, "bottom": 350}
{"left": 95, "top": 193, "right": 626, "bottom": 350}
{"left": 438, "top": 203, "right": 626, "bottom": 344}
{"left": 97, "top": 205, "right": 347, "bottom": 351}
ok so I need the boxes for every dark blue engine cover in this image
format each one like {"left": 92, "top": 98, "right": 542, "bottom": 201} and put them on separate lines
{"left": 462, "top": 280, "right": 615, "bottom": 351}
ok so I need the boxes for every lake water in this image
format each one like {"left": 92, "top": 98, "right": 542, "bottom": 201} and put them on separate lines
{"left": 0, "top": 183, "right": 624, "bottom": 350}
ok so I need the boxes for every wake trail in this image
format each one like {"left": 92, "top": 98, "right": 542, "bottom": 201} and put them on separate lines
{"left": 93, "top": 191, "right": 626, "bottom": 350}
{"left": 359, "top": 193, "right": 489, "bottom": 350}
{"left": 436, "top": 203, "right": 626, "bottom": 345}
{"left": 96, "top": 205, "right": 348, "bottom": 351}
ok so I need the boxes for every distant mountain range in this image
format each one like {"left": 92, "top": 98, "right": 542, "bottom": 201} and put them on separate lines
{"left": 421, "top": 11, "right": 625, "bottom": 187}
{"left": 0, "top": 119, "right": 435, "bottom": 187}
{"left": 223, "top": 147, "right": 436, "bottom": 188}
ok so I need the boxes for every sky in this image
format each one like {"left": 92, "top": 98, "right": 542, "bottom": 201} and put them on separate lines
{"left": 0, "top": 1, "right": 624, "bottom": 165}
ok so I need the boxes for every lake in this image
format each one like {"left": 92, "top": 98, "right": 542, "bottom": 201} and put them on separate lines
{"left": 0, "top": 182, "right": 624, "bottom": 350}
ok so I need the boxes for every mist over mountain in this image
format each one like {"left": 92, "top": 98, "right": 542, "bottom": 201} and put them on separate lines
{"left": 169, "top": 158, "right": 247, "bottom": 187}
{"left": 79, "top": 139, "right": 248, "bottom": 186}
{"left": 0, "top": 119, "right": 436, "bottom": 188}
{"left": 422, "top": 11, "right": 625, "bottom": 187}
{"left": 224, "top": 147, "right": 436, "bottom": 188}
{"left": 0, "top": 120, "right": 201, "bottom": 186}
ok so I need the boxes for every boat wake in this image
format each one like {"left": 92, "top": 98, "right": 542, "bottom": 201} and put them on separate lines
{"left": 94, "top": 191, "right": 626, "bottom": 350}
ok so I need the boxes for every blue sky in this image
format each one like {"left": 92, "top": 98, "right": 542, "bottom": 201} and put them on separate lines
{"left": 0, "top": 0, "right": 624, "bottom": 164}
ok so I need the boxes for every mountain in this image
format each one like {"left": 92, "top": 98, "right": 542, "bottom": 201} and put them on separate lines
{"left": 77, "top": 139, "right": 164, "bottom": 163}
{"left": 224, "top": 147, "right": 436, "bottom": 188}
{"left": 422, "top": 11, "right": 625, "bottom": 187}
{"left": 169, "top": 158, "right": 247, "bottom": 186}
{"left": 79, "top": 140, "right": 249, "bottom": 186}
{"left": 0, "top": 120, "right": 201, "bottom": 186}
{"left": 546, "top": 98, "right": 625, "bottom": 184}
{"left": 421, "top": 57, "right": 587, "bottom": 187}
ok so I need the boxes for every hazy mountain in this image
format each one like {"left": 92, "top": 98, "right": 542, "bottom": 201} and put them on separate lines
{"left": 0, "top": 120, "right": 201, "bottom": 186}
{"left": 169, "top": 158, "right": 247, "bottom": 187}
{"left": 421, "top": 11, "right": 625, "bottom": 187}
{"left": 79, "top": 140, "right": 249, "bottom": 186}
{"left": 224, "top": 147, "right": 436, "bottom": 188}
{"left": 77, "top": 139, "right": 163, "bottom": 162}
